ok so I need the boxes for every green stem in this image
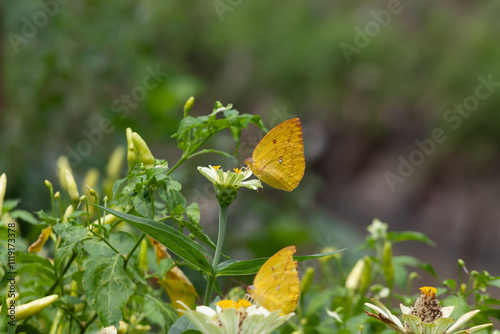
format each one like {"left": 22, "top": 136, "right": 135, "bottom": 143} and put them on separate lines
{"left": 167, "top": 135, "right": 212, "bottom": 176}
{"left": 90, "top": 230, "right": 122, "bottom": 255}
{"left": 46, "top": 251, "right": 77, "bottom": 296}
{"left": 212, "top": 205, "right": 228, "bottom": 268}
{"left": 81, "top": 312, "right": 98, "bottom": 334}
{"left": 204, "top": 205, "right": 228, "bottom": 305}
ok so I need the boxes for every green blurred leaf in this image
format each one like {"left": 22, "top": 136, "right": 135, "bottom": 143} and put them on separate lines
{"left": 215, "top": 249, "right": 346, "bottom": 276}
{"left": 93, "top": 205, "right": 213, "bottom": 274}
{"left": 1, "top": 199, "right": 20, "bottom": 213}
{"left": 82, "top": 256, "right": 136, "bottom": 329}
{"left": 35, "top": 210, "right": 59, "bottom": 225}
{"left": 10, "top": 210, "right": 39, "bottom": 225}
{"left": 158, "top": 258, "right": 175, "bottom": 278}
{"left": 389, "top": 231, "right": 436, "bottom": 246}
{"left": 58, "top": 295, "right": 83, "bottom": 305}
{"left": 444, "top": 279, "right": 456, "bottom": 291}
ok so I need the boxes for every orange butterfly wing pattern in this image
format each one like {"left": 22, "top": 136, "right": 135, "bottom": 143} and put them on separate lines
{"left": 248, "top": 246, "right": 300, "bottom": 315}
{"left": 245, "top": 118, "right": 305, "bottom": 191}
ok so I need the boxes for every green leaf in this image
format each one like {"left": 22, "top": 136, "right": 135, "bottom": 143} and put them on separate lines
{"left": 167, "top": 315, "right": 201, "bottom": 334}
{"left": 93, "top": 205, "right": 213, "bottom": 274}
{"left": 143, "top": 294, "right": 178, "bottom": 329}
{"left": 84, "top": 231, "right": 137, "bottom": 259}
{"left": 389, "top": 231, "right": 436, "bottom": 246}
{"left": 58, "top": 295, "right": 84, "bottom": 305}
{"left": 419, "top": 262, "right": 439, "bottom": 279}
{"left": 146, "top": 167, "right": 169, "bottom": 182}
{"left": 444, "top": 278, "right": 456, "bottom": 291}
{"left": 215, "top": 249, "right": 346, "bottom": 276}
{"left": 187, "top": 149, "right": 238, "bottom": 162}
{"left": 35, "top": 210, "right": 59, "bottom": 225}
{"left": 157, "top": 258, "right": 175, "bottom": 278}
{"left": 1, "top": 199, "right": 20, "bottom": 213}
{"left": 10, "top": 210, "right": 39, "bottom": 225}
{"left": 111, "top": 177, "right": 128, "bottom": 198}
{"left": 186, "top": 203, "right": 200, "bottom": 224}
{"left": 82, "top": 256, "right": 136, "bottom": 329}
{"left": 166, "top": 190, "right": 187, "bottom": 214}
{"left": 133, "top": 188, "right": 153, "bottom": 219}
{"left": 53, "top": 224, "right": 89, "bottom": 272}
{"left": 181, "top": 203, "right": 216, "bottom": 250}
{"left": 16, "top": 252, "right": 56, "bottom": 284}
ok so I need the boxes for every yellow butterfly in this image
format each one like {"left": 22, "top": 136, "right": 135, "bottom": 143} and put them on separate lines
{"left": 247, "top": 246, "right": 300, "bottom": 315}
{"left": 245, "top": 118, "right": 305, "bottom": 191}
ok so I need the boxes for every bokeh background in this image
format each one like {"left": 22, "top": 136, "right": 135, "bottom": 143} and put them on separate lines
{"left": 2, "top": 1, "right": 500, "bottom": 293}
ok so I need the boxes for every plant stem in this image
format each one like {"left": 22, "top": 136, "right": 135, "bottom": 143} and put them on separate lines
{"left": 167, "top": 134, "right": 212, "bottom": 176}
{"left": 46, "top": 251, "right": 77, "bottom": 296}
{"left": 203, "top": 204, "right": 228, "bottom": 305}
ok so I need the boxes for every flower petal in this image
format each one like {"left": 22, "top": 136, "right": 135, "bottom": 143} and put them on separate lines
{"left": 403, "top": 314, "right": 422, "bottom": 334}
{"left": 445, "top": 310, "right": 480, "bottom": 333}
{"left": 441, "top": 306, "right": 454, "bottom": 319}
{"left": 451, "top": 323, "right": 493, "bottom": 334}
{"left": 400, "top": 303, "right": 412, "bottom": 315}
{"left": 240, "top": 179, "right": 263, "bottom": 190}
{"left": 433, "top": 317, "right": 455, "bottom": 334}
{"left": 218, "top": 307, "right": 239, "bottom": 334}
{"left": 369, "top": 299, "right": 405, "bottom": 331}
{"left": 195, "top": 306, "right": 217, "bottom": 318}
{"left": 198, "top": 166, "right": 219, "bottom": 184}
{"left": 421, "top": 321, "right": 435, "bottom": 334}
{"left": 241, "top": 311, "right": 290, "bottom": 334}
{"left": 182, "top": 311, "right": 225, "bottom": 334}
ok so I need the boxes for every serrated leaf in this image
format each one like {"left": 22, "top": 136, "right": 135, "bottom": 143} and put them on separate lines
{"left": 215, "top": 249, "right": 346, "bottom": 276}
{"left": 93, "top": 205, "right": 213, "bottom": 274}
{"left": 82, "top": 256, "right": 136, "bottom": 329}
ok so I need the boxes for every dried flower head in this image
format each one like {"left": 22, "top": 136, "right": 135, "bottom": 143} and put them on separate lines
{"left": 365, "top": 286, "right": 493, "bottom": 334}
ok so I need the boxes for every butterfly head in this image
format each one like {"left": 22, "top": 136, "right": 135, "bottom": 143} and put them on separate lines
{"left": 246, "top": 284, "right": 256, "bottom": 294}
{"left": 244, "top": 157, "right": 254, "bottom": 166}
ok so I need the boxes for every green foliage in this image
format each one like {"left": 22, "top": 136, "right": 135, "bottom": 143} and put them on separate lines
{"left": 0, "top": 102, "right": 498, "bottom": 333}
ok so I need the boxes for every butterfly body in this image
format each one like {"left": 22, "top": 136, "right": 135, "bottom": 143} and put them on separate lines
{"left": 245, "top": 118, "right": 305, "bottom": 191}
{"left": 247, "top": 246, "right": 300, "bottom": 315}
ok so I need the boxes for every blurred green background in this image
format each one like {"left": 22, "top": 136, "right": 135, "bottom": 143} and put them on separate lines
{"left": 1, "top": 0, "right": 500, "bottom": 287}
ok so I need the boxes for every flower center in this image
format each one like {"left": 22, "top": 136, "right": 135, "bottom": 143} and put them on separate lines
{"left": 215, "top": 299, "right": 252, "bottom": 309}
{"left": 411, "top": 286, "right": 442, "bottom": 323}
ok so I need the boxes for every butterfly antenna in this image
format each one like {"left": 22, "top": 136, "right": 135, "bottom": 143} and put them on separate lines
{"left": 229, "top": 277, "right": 248, "bottom": 288}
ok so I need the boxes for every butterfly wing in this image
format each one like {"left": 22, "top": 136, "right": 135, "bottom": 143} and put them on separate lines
{"left": 247, "top": 118, "right": 305, "bottom": 191}
{"left": 250, "top": 246, "right": 300, "bottom": 315}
